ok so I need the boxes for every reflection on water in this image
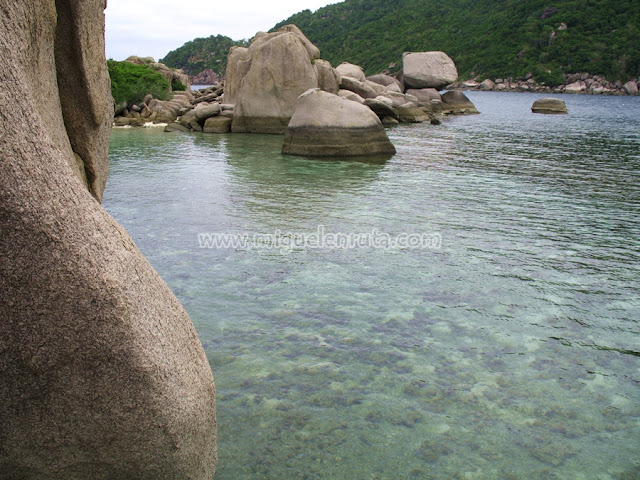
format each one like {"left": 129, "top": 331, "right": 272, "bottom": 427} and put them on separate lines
{"left": 105, "top": 92, "right": 640, "bottom": 479}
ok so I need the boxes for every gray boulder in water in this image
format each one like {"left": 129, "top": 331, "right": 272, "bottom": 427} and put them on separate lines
{"left": 0, "top": 1, "right": 217, "bottom": 478}
{"left": 531, "top": 97, "right": 569, "bottom": 114}
{"left": 282, "top": 88, "right": 396, "bottom": 157}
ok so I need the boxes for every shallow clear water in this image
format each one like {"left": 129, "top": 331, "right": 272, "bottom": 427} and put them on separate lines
{"left": 105, "top": 91, "right": 640, "bottom": 479}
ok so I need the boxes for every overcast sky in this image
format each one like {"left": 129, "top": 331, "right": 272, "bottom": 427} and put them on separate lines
{"left": 105, "top": 0, "right": 343, "bottom": 61}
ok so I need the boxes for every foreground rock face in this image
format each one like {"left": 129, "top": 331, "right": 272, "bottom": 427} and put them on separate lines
{"left": 0, "top": 1, "right": 217, "bottom": 478}
{"left": 282, "top": 89, "right": 396, "bottom": 157}
{"left": 232, "top": 28, "right": 318, "bottom": 133}
{"left": 402, "top": 52, "right": 458, "bottom": 89}
{"left": 531, "top": 97, "right": 568, "bottom": 114}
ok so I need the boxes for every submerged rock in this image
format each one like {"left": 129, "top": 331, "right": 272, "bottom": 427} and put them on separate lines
{"left": 531, "top": 97, "right": 568, "bottom": 114}
{"left": 282, "top": 88, "right": 396, "bottom": 157}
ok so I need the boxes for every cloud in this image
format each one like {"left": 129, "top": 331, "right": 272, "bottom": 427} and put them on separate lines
{"left": 105, "top": 0, "right": 342, "bottom": 61}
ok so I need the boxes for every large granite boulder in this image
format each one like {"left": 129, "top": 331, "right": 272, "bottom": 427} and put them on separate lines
{"left": 402, "top": 52, "right": 458, "bottom": 89}
{"left": 232, "top": 30, "right": 318, "bottom": 133}
{"left": 531, "top": 97, "right": 568, "bottom": 114}
{"left": 0, "top": 1, "right": 217, "bottom": 478}
{"left": 282, "top": 88, "right": 396, "bottom": 157}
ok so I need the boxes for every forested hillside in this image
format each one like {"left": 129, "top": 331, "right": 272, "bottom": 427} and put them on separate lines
{"left": 160, "top": 35, "right": 248, "bottom": 77}
{"left": 273, "top": 0, "right": 639, "bottom": 84}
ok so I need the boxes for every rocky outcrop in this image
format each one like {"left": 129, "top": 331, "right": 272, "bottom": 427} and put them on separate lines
{"left": 0, "top": 2, "right": 217, "bottom": 479}
{"left": 282, "top": 89, "right": 396, "bottom": 157}
{"left": 531, "top": 97, "right": 568, "bottom": 114}
{"left": 231, "top": 27, "right": 319, "bottom": 133}
{"left": 402, "top": 51, "right": 458, "bottom": 89}
{"left": 450, "top": 72, "right": 639, "bottom": 96}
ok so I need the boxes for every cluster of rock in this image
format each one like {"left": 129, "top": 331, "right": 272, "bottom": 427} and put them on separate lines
{"left": 118, "top": 25, "right": 479, "bottom": 157}
{"left": 115, "top": 90, "right": 197, "bottom": 127}
{"left": 450, "top": 72, "right": 639, "bottom": 96}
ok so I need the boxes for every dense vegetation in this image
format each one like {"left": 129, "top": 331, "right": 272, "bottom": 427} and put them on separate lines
{"left": 107, "top": 60, "right": 171, "bottom": 105}
{"left": 272, "top": 0, "right": 640, "bottom": 84}
{"left": 160, "top": 35, "right": 249, "bottom": 77}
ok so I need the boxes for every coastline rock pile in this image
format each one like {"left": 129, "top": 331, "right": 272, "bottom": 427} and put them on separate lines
{"left": 449, "top": 72, "right": 639, "bottom": 96}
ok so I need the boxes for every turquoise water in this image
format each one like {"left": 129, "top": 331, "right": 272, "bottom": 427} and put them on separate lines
{"left": 105, "top": 92, "right": 640, "bottom": 479}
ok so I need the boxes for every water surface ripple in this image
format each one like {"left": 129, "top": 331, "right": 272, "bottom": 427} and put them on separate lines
{"left": 105, "top": 92, "right": 640, "bottom": 479}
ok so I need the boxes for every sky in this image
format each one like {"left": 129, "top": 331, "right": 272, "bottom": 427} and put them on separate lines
{"left": 105, "top": 0, "right": 343, "bottom": 61}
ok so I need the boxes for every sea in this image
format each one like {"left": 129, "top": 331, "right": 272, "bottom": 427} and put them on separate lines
{"left": 105, "top": 91, "right": 640, "bottom": 480}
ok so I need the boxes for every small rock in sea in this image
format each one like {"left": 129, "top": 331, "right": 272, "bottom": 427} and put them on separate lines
{"left": 531, "top": 97, "right": 568, "bottom": 114}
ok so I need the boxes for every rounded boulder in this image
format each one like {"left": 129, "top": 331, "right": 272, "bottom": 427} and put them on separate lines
{"left": 531, "top": 97, "right": 568, "bottom": 114}
{"left": 282, "top": 89, "right": 396, "bottom": 157}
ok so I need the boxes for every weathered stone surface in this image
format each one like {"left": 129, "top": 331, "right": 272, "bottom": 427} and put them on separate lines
{"left": 406, "top": 88, "right": 442, "bottom": 104}
{"left": 0, "top": 2, "right": 217, "bottom": 479}
{"left": 366, "top": 80, "right": 386, "bottom": 95}
{"left": 338, "top": 89, "right": 366, "bottom": 104}
{"left": 366, "top": 73, "right": 404, "bottom": 91}
{"left": 364, "top": 98, "right": 399, "bottom": 120}
{"left": 441, "top": 90, "right": 479, "bottom": 114}
{"left": 340, "top": 76, "right": 379, "bottom": 99}
{"left": 282, "top": 89, "right": 396, "bottom": 157}
{"left": 315, "top": 59, "right": 341, "bottom": 95}
{"left": 402, "top": 51, "right": 459, "bottom": 89}
{"left": 204, "top": 116, "right": 232, "bottom": 133}
{"left": 396, "top": 105, "right": 432, "bottom": 123}
{"left": 379, "top": 91, "right": 418, "bottom": 107}
{"left": 531, "top": 97, "right": 568, "bottom": 114}
{"left": 278, "top": 24, "right": 321, "bottom": 59}
{"left": 54, "top": 0, "right": 113, "bottom": 201}
{"left": 232, "top": 32, "right": 318, "bottom": 134}
{"left": 336, "top": 62, "right": 366, "bottom": 82}
{"left": 194, "top": 103, "right": 222, "bottom": 122}
{"left": 222, "top": 46, "right": 250, "bottom": 105}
